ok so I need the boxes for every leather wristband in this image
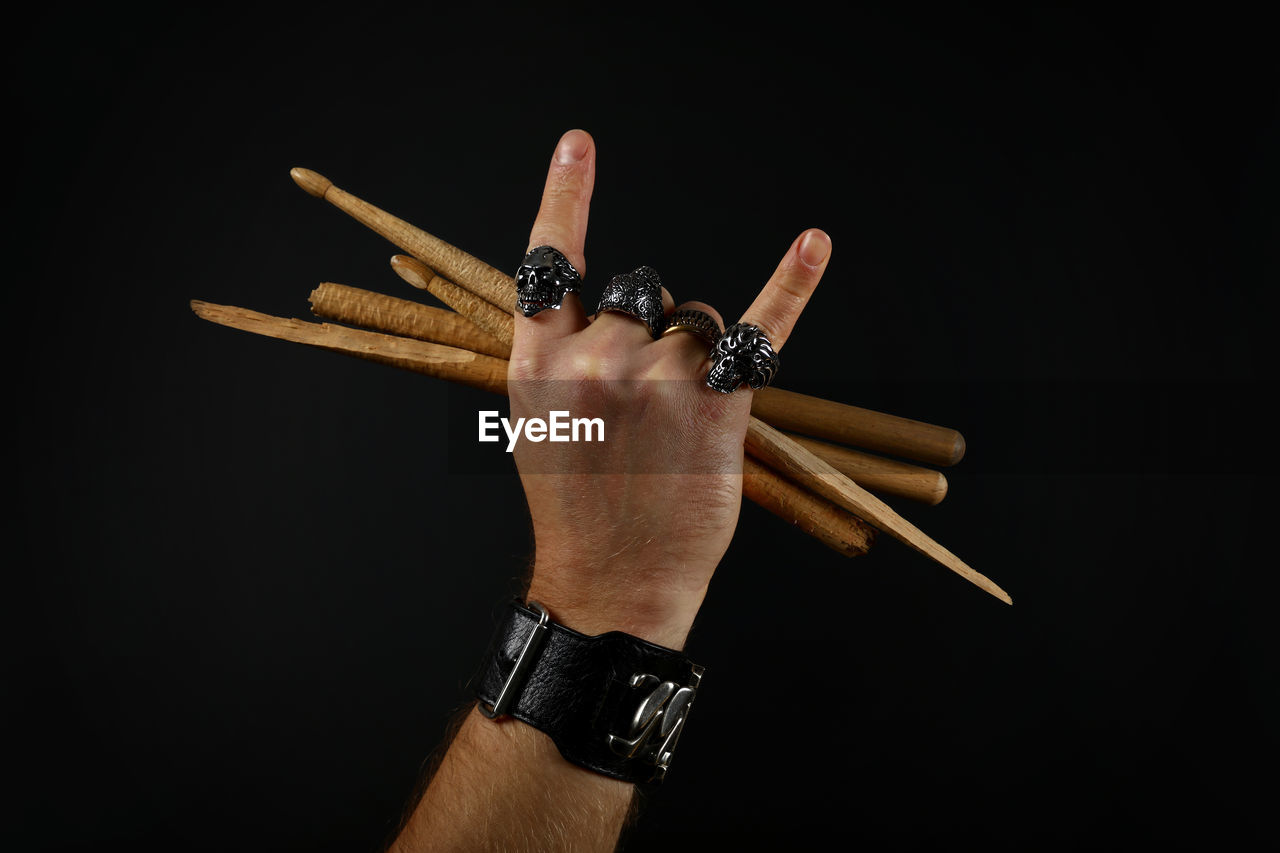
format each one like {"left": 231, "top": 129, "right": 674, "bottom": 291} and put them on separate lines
{"left": 474, "top": 599, "right": 705, "bottom": 785}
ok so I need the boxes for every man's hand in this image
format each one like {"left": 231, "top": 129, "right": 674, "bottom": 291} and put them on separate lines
{"left": 512, "top": 128, "right": 832, "bottom": 650}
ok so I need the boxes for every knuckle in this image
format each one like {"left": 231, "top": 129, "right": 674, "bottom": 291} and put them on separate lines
{"left": 570, "top": 333, "right": 635, "bottom": 381}
{"left": 570, "top": 348, "right": 613, "bottom": 380}
{"left": 506, "top": 351, "right": 546, "bottom": 383}
{"left": 749, "top": 306, "right": 788, "bottom": 343}
{"left": 634, "top": 358, "right": 682, "bottom": 385}
{"left": 770, "top": 275, "right": 814, "bottom": 308}
{"left": 544, "top": 165, "right": 589, "bottom": 205}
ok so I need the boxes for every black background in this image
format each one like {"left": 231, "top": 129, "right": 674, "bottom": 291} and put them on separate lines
{"left": 9, "top": 3, "right": 1275, "bottom": 850}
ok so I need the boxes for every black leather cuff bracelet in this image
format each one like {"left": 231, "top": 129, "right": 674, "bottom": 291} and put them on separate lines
{"left": 474, "top": 599, "right": 705, "bottom": 785}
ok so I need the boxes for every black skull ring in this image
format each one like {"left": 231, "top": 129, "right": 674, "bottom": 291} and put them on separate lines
{"left": 705, "top": 322, "right": 780, "bottom": 394}
{"left": 516, "top": 245, "right": 582, "bottom": 317}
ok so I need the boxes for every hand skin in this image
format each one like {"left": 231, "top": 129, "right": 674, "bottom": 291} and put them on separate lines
{"left": 389, "top": 130, "right": 830, "bottom": 852}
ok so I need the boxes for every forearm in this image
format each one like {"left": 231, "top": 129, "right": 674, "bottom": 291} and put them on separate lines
{"left": 392, "top": 705, "right": 635, "bottom": 852}
{"left": 390, "top": 586, "right": 699, "bottom": 852}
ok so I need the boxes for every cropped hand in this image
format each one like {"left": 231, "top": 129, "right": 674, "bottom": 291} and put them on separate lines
{"left": 510, "top": 129, "right": 832, "bottom": 649}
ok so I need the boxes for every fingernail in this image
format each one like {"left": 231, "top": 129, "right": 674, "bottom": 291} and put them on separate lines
{"left": 556, "top": 130, "right": 589, "bottom": 164}
{"left": 798, "top": 230, "right": 831, "bottom": 266}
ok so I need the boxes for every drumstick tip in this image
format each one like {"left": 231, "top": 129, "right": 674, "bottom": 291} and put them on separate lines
{"left": 290, "top": 167, "right": 332, "bottom": 198}
{"left": 390, "top": 254, "right": 432, "bottom": 289}
{"left": 965, "top": 566, "right": 1012, "bottom": 605}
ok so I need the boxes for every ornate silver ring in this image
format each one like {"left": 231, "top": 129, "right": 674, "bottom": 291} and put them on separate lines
{"left": 705, "top": 322, "right": 780, "bottom": 394}
{"left": 595, "top": 265, "right": 666, "bottom": 338}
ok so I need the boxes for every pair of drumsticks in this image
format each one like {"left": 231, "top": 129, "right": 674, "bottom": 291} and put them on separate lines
{"left": 190, "top": 167, "right": 1011, "bottom": 605}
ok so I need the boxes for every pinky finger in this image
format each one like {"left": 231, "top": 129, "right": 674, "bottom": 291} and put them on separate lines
{"left": 736, "top": 228, "right": 831, "bottom": 352}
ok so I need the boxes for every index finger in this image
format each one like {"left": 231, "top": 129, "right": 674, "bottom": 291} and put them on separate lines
{"left": 516, "top": 130, "right": 596, "bottom": 346}
{"left": 527, "top": 129, "right": 595, "bottom": 275}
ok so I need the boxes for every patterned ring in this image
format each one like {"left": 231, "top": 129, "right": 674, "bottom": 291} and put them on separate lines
{"left": 705, "top": 322, "right": 780, "bottom": 394}
{"left": 516, "top": 245, "right": 582, "bottom": 318}
{"left": 661, "top": 308, "right": 722, "bottom": 348}
{"left": 595, "top": 265, "right": 666, "bottom": 338}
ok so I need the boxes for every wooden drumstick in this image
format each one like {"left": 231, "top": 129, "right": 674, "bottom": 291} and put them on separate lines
{"left": 783, "top": 433, "right": 949, "bottom": 506}
{"left": 750, "top": 387, "right": 966, "bottom": 468}
{"left": 190, "top": 300, "right": 509, "bottom": 394}
{"left": 308, "top": 282, "right": 510, "bottom": 360}
{"left": 387, "top": 255, "right": 515, "bottom": 352}
{"left": 290, "top": 167, "right": 514, "bottom": 312}
{"left": 745, "top": 418, "right": 1011, "bottom": 604}
{"left": 190, "top": 299, "right": 874, "bottom": 557}
{"left": 742, "top": 456, "right": 876, "bottom": 556}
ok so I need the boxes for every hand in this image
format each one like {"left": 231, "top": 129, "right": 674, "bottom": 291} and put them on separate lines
{"left": 510, "top": 129, "right": 832, "bottom": 649}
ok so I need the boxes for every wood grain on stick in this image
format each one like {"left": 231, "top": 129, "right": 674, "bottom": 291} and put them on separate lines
{"left": 309, "top": 282, "right": 510, "bottom": 360}
{"left": 751, "top": 386, "right": 966, "bottom": 467}
{"left": 743, "top": 456, "right": 875, "bottom": 556}
{"left": 190, "top": 300, "right": 508, "bottom": 394}
{"left": 290, "top": 167, "right": 515, "bottom": 312}
{"left": 745, "top": 418, "right": 1010, "bottom": 604}
{"left": 192, "top": 299, "right": 873, "bottom": 557}
{"left": 784, "top": 433, "right": 949, "bottom": 505}
{"left": 389, "top": 255, "right": 515, "bottom": 353}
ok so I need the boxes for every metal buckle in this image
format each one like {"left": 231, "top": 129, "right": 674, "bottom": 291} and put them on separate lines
{"left": 477, "top": 601, "right": 550, "bottom": 719}
{"left": 606, "top": 665, "right": 704, "bottom": 781}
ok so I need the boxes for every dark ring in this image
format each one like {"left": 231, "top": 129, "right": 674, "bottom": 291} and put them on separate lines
{"left": 705, "top": 322, "right": 780, "bottom": 394}
{"left": 661, "top": 309, "right": 721, "bottom": 348}
{"left": 516, "top": 245, "right": 582, "bottom": 317}
{"left": 595, "top": 265, "right": 666, "bottom": 338}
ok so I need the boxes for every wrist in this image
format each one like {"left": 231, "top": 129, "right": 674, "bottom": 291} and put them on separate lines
{"left": 525, "top": 567, "right": 705, "bottom": 650}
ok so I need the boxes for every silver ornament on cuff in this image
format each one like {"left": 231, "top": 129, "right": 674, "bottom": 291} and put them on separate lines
{"left": 595, "top": 265, "right": 666, "bottom": 338}
{"left": 705, "top": 322, "right": 780, "bottom": 394}
{"left": 516, "top": 245, "right": 582, "bottom": 317}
